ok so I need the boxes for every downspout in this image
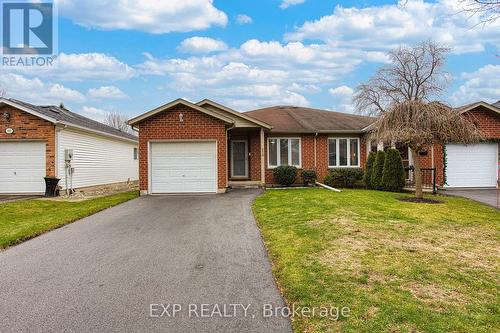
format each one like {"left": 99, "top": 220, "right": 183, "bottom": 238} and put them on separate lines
{"left": 226, "top": 124, "right": 235, "bottom": 191}
{"left": 314, "top": 132, "right": 318, "bottom": 169}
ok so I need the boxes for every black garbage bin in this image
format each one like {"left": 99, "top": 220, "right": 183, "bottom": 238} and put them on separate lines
{"left": 44, "top": 177, "right": 60, "bottom": 197}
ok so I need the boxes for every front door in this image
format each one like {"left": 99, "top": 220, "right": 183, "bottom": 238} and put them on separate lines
{"left": 231, "top": 140, "right": 248, "bottom": 178}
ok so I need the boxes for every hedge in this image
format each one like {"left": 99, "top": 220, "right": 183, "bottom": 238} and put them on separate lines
{"left": 324, "top": 168, "right": 364, "bottom": 188}
{"left": 382, "top": 149, "right": 406, "bottom": 192}
{"left": 371, "top": 150, "right": 386, "bottom": 190}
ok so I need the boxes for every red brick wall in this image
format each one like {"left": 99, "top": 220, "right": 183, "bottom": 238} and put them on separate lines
{"left": 137, "top": 105, "right": 227, "bottom": 191}
{"left": 428, "top": 107, "right": 500, "bottom": 186}
{"left": 264, "top": 133, "right": 364, "bottom": 185}
{"left": 0, "top": 105, "right": 56, "bottom": 176}
{"left": 249, "top": 131, "right": 261, "bottom": 181}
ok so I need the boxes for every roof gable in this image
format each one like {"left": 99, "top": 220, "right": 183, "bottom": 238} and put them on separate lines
{"left": 128, "top": 98, "right": 234, "bottom": 126}
{"left": 455, "top": 101, "right": 500, "bottom": 116}
{"left": 0, "top": 98, "right": 137, "bottom": 142}
{"left": 196, "top": 99, "right": 272, "bottom": 129}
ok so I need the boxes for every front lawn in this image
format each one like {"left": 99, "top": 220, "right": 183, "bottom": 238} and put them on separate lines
{"left": 0, "top": 191, "right": 139, "bottom": 249}
{"left": 253, "top": 188, "right": 499, "bottom": 333}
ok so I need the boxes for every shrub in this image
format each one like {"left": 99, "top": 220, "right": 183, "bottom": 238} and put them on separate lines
{"left": 301, "top": 169, "right": 317, "bottom": 186}
{"left": 273, "top": 166, "right": 298, "bottom": 186}
{"left": 363, "top": 152, "right": 376, "bottom": 188}
{"left": 382, "top": 149, "right": 406, "bottom": 192}
{"left": 371, "top": 151, "right": 386, "bottom": 190}
{"left": 324, "top": 168, "right": 364, "bottom": 188}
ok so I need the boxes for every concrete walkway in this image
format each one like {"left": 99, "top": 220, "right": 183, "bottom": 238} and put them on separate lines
{"left": 0, "top": 189, "right": 292, "bottom": 333}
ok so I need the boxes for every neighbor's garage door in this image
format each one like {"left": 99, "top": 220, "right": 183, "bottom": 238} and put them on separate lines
{"left": 446, "top": 143, "right": 498, "bottom": 188}
{"left": 150, "top": 141, "right": 217, "bottom": 194}
{"left": 0, "top": 141, "right": 46, "bottom": 194}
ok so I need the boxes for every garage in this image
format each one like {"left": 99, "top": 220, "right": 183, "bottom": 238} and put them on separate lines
{"left": 446, "top": 143, "right": 498, "bottom": 188}
{"left": 0, "top": 141, "right": 46, "bottom": 194}
{"left": 150, "top": 141, "right": 217, "bottom": 194}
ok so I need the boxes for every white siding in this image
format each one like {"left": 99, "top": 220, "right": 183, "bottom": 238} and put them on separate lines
{"left": 57, "top": 128, "right": 138, "bottom": 189}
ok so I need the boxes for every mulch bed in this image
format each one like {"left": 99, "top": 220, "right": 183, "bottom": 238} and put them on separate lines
{"left": 398, "top": 197, "right": 443, "bottom": 204}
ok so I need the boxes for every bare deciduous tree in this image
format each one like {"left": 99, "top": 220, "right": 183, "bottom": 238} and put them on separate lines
{"left": 104, "top": 112, "right": 134, "bottom": 134}
{"left": 354, "top": 41, "right": 482, "bottom": 199}
{"left": 354, "top": 41, "right": 450, "bottom": 115}
{"left": 0, "top": 87, "right": 7, "bottom": 98}
{"left": 370, "top": 101, "right": 482, "bottom": 198}
{"left": 460, "top": 0, "right": 500, "bottom": 23}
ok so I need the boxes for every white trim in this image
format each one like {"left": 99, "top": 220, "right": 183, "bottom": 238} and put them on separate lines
{"left": 148, "top": 139, "right": 218, "bottom": 194}
{"left": 196, "top": 99, "right": 273, "bottom": 129}
{"left": 457, "top": 101, "right": 500, "bottom": 115}
{"left": 267, "top": 137, "right": 302, "bottom": 169}
{"left": 129, "top": 98, "right": 234, "bottom": 126}
{"left": 328, "top": 137, "right": 361, "bottom": 168}
{"left": 0, "top": 99, "right": 137, "bottom": 144}
{"left": 230, "top": 140, "right": 248, "bottom": 178}
{"left": 57, "top": 123, "right": 138, "bottom": 144}
{"left": 0, "top": 98, "right": 57, "bottom": 123}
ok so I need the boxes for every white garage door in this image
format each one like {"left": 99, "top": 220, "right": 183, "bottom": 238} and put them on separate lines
{"left": 446, "top": 143, "right": 498, "bottom": 188}
{"left": 0, "top": 141, "right": 46, "bottom": 194}
{"left": 150, "top": 141, "right": 217, "bottom": 194}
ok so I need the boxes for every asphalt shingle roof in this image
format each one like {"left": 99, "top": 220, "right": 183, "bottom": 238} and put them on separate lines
{"left": 245, "top": 106, "right": 376, "bottom": 133}
{"left": 7, "top": 98, "right": 137, "bottom": 141}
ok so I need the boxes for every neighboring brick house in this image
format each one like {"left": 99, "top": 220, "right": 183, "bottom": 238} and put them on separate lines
{"left": 130, "top": 98, "right": 500, "bottom": 195}
{"left": 433, "top": 101, "right": 500, "bottom": 188}
{"left": 0, "top": 98, "right": 138, "bottom": 194}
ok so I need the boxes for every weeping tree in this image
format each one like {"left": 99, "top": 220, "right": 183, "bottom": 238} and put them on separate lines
{"left": 354, "top": 41, "right": 482, "bottom": 199}
{"left": 369, "top": 101, "right": 482, "bottom": 198}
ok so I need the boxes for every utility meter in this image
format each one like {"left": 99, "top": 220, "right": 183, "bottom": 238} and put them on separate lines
{"left": 65, "top": 149, "right": 74, "bottom": 161}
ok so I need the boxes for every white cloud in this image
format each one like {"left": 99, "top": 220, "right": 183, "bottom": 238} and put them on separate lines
{"left": 59, "top": 0, "right": 228, "bottom": 34}
{"left": 88, "top": 86, "right": 127, "bottom": 100}
{"left": 329, "top": 85, "right": 354, "bottom": 97}
{"left": 236, "top": 14, "right": 253, "bottom": 24}
{"left": 9, "top": 53, "right": 135, "bottom": 81}
{"left": 137, "top": 38, "right": 384, "bottom": 109}
{"left": 179, "top": 37, "right": 228, "bottom": 54}
{"left": 450, "top": 65, "right": 500, "bottom": 106}
{"left": 280, "top": 0, "right": 306, "bottom": 9}
{"left": 81, "top": 106, "right": 107, "bottom": 122}
{"left": 286, "top": 0, "right": 500, "bottom": 54}
{"left": 0, "top": 74, "right": 85, "bottom": 105}
{"left": 329, "top": 85, "right": 355, "bottom": 112}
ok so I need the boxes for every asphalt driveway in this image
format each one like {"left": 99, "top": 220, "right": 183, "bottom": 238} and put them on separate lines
{"left": 0, "top": 189, "right": 292, "bottom": 333}
{"left": 444, "top": 189, "right": 500, "bottom": 209}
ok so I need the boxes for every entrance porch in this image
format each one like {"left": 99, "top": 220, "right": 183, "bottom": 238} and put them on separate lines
{"left": 227, "top": 128, "right": 266, "bottom": 187}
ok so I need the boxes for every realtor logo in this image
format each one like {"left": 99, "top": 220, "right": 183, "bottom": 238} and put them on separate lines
{"left": 1, "top": 0, "right": 57, "bottom": 66}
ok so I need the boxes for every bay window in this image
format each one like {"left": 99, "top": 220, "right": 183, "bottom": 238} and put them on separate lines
{"left": 268, "top": 138, "right": 301, "bottom": 167}
{"left": 328, "top": 138, "right": 360, "bottom": 167}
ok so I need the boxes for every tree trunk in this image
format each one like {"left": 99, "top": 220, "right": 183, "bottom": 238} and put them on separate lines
{"left": 411, "top": 148, "right": 423, "bottom": 199}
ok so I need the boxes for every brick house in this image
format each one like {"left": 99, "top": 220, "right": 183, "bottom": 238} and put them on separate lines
{"left": 0, "top": 98, "right": 138, "bottom": 194}
{"left": 130, "top": 98, "right": 500, "bottom": 194}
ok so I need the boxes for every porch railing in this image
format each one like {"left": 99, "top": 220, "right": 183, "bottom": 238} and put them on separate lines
{"left": 405, "top": 167, "right": 437, "bottom": 194}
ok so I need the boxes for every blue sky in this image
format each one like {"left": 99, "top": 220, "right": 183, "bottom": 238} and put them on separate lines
{"left": 1, "top": 0, "right": 499, "bottom": 122}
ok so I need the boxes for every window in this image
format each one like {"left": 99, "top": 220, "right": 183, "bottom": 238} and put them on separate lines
{"left": 328, "top": 139, "right": 337, "bottom": 166}
{"left": 268, "top": 138, "right": 301, "bottom": 167}
{"left": 133, "top": 148, "right": 138, "bottom": 160}
{"left": 328, "top": 138, "right": 360, "bottom": 167}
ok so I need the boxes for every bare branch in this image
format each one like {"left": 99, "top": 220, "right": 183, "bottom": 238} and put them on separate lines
{"left": 459, "top": 0, "right": 500, "bottom": 23}
{"left": 104, "top": 112, "right": 134, "bottom": 135}
{"left": 353, "top": 41, "right": 450, "bottom": 115}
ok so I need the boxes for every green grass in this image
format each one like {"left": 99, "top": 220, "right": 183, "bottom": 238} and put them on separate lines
{"left": 0, "top": 191, "right": 139, "bottom": 249}
{"left": 253, "top": 188, "right": 500, "bottom": 333}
